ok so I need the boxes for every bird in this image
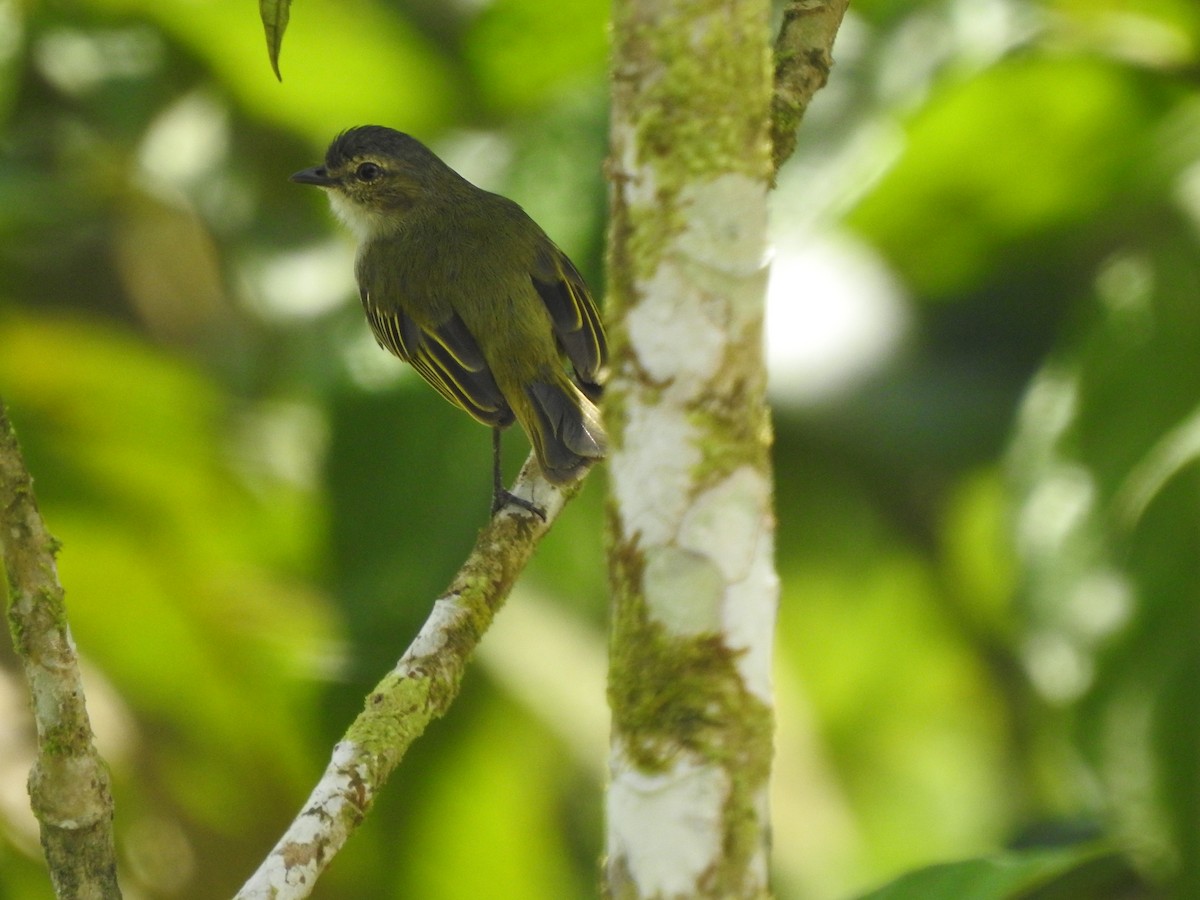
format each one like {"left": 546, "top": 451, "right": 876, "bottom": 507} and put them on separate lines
{"left": 291, "top": 126, "right": 607, "bottom": 517}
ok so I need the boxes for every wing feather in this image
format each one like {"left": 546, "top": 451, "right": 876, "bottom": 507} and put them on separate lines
{"left": 531, "top": 246, "right": 607, "bottom": 395}
{"left": 362, "top": 288, "right": 513, "bottom": 428}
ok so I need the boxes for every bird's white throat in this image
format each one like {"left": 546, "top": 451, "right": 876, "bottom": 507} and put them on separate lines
{"left": 327, "top": 191, "right": 384, "bottom": 243}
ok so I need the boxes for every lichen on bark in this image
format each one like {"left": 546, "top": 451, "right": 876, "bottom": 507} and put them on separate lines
{"left": 604, "top": 0, "right": 778, "bottom": 895}
{"left": 1, "top": 399, "right": 122, "bottom": 898}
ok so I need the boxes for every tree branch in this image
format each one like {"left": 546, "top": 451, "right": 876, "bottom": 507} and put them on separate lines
{"left": 235, "top": 456, "right": 575, "bottom": 899}
{"left": 0, "top": 398, "right": 121, "bottom": 898}
{"left": 771, "top": 0, "right": 851, "bottom": 177}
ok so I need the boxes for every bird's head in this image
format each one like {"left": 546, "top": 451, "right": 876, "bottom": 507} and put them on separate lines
{"left": 290, "top": 125, "right": 451, "bottom": 240}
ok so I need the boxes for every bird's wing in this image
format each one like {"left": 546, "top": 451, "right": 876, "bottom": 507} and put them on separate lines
{"left": 530, "top": 245, "right": 607, "bottom": 397}
{"left": 362, "top": 288, "right": 513, "bottom": 428}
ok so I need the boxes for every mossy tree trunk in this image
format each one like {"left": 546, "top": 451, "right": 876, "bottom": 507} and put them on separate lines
{"left": 603, "top": 0, "right": 778, "bottom": 896}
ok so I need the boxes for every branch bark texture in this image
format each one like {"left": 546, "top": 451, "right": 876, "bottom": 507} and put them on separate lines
{"left": 771, "top": 0, "right": 852, "bottom": 176}
{"left": 0, "top": 398, "right": 121, "bottom": 899}
{"left": 236, "top": 459, "right": 570, "bottom": 899}
{"left": 604, "top": 0, "right": 778, "bottom": 896}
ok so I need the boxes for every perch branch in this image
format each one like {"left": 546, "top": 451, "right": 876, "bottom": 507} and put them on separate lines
{"left": 235, "top": 456, "right": 575, "bottom": 899}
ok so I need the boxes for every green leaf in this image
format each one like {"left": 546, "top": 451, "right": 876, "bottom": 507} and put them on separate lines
{"left": 260, "top": 0, "right": 291, "bottom": 81}
{"left": 83, "top": 0, "right": 461, "bottom": 146}
{"left": 856, "top": 844, "right": 1113, "bottom": 900}
{"left": 1112, "top": 402, "right": 1200, "bottom": 534}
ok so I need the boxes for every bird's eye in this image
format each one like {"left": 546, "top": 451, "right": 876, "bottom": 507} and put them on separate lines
{"left": 356, "top": 162, "right": 383, "bottom": 182}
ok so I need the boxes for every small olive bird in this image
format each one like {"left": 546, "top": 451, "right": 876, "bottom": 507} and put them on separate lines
{"left": 292, "top": 126, "right": 607, "bottom": 517}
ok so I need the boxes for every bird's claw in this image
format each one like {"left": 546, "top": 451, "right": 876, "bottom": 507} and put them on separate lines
{"left": 492, "top": 488, "right": 546, "bottom": 521}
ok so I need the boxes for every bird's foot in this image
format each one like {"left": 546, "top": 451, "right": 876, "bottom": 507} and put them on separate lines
{"left": 492, "top": 488, "right": 546, "bottom": 521}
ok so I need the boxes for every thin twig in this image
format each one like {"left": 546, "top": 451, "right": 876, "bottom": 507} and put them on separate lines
{"left": 235, "top": 456, "right": 576, "bottom": 899}
{"left": 0, "top": 398, "right": 121, "bottom": 898}
{"left": 771, "top": 0, "right": 851, "bottom": 177}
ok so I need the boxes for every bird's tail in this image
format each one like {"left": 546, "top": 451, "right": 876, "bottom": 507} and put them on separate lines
{"left": 522, "top": 373, "right": 607, "bottom": 485}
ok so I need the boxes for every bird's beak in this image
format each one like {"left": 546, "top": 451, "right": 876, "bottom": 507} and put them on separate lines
{"left": 290, "top": 166, "right": 337, "bottom": 187}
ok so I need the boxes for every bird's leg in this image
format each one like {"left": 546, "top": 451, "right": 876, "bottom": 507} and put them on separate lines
{"left": 491, "top": 426, "right": 545, "bottom": 520}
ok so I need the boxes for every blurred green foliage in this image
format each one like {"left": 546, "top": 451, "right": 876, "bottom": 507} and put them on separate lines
{"left": 0, "top": 0, "right": 1198, "bottom": 897}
